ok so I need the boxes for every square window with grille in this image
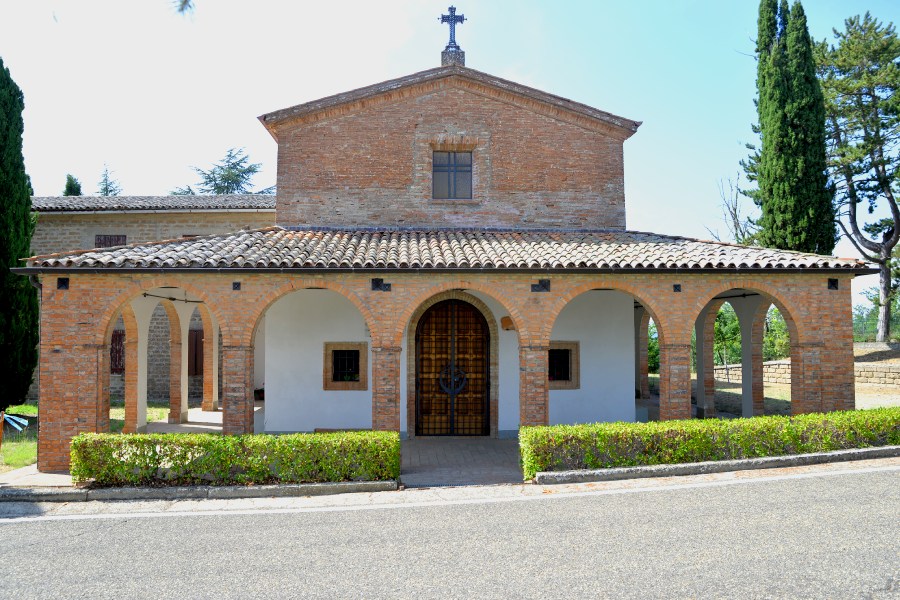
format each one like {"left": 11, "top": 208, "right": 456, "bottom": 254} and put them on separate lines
{"left": 95, "top": 234, "right": 126, "bottom": 248}
{"left": 332, "top": 349, "right": 360, "bottom": 382}
{"left": 548, "top": 341, "right": 580, "bottom": 390}
{"left": 323, "top": 342, "right": 368, "bottom": 391}
{"left": 433, "top": 151, "right": 472, "bottom": 199}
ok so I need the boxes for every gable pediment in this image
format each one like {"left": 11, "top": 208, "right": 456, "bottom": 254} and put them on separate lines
{"left": 258, "top": 65, "right": 641, "bottom": 141}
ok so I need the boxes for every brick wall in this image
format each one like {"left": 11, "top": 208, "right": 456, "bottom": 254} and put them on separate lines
{"left": 274, "top": 79, "right": 627, "bottom": 230}
{"left": 31, "top": 210, "right": 274, "bottom": 256}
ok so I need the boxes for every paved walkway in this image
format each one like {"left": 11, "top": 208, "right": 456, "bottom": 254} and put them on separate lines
{"left": 401, "top": 437, "right": 522, "bottom": 487}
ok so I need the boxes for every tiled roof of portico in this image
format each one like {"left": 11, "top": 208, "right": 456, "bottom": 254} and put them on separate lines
{"left": 22, "top": 227, "right": 874, "bottom": 273}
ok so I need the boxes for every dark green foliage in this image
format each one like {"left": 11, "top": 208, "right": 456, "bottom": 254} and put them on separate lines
{"left": 63, "top": 173, "right": 82, "bottom": 196}
{"left": 96, "top": 165, "right": 122, "bottom": 196}
{"left": 647, "top": 321, "right": 659, "bottom": 373}
{"left": 519, "top": 407, "right": 900, "bottom": 479}
{"left": 817, "top": 13, "right": 900, "bottom": 341}
{"left": 748, "top": 0, "right": 836, "bottom": 255}
{"left": 70, "top": 431, "right": 401, "bottom": 487}
{"left": 172, "top": 148, "right": 265, "bottom": 195}
{"left": 0, "top": 57, "right": 39, "bottom": 413}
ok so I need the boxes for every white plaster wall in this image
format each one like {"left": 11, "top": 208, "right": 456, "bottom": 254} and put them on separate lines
{"left": 550, "top": 291, "right": 635, "bottom": 424}
{"left": 263, "top": 290, "right": 371, "bottom": 432}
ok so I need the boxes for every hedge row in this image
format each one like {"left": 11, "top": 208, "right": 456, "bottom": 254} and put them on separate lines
{"left": 70, "top": 431, "right": 400, "bottom": 487}
{"left": 519, "top": 407, "right": 900, "bottom": 480}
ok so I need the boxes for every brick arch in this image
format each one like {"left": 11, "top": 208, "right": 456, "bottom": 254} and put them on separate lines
{"left": 243, "top": 279, "right": 376, "bottom": 348}
{"left": 691, "top": 282, "right": 802, "bottom": 345}
{"left": 390, "top": 281, "right": 526, "bottom": 347}
{"left": 404, "top": 290, "right": 503, "bottom": 437}
{"left": 545, "top": 281, "right": 669, "bottom": 346}
{"left": 95, "top": 278, "right": 224, "bottom": 347}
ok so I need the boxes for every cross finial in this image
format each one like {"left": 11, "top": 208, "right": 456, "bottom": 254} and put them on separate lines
{"left": 440, "top": 6, "right": 466, "bottom": 50}
{"left": 439, "top": 6, "right": 467, "bottom": 66}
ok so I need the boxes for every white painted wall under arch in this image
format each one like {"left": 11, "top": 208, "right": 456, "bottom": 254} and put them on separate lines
{"left": 262, "top": 290, "right": 372, "bottom": 433}
{"left": 550, "top": 290, "right": 635, "bottom": 424}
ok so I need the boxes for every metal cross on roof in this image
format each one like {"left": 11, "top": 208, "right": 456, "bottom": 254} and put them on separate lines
{"left": 439, "top": 6, "right": 466, "bottom": 50}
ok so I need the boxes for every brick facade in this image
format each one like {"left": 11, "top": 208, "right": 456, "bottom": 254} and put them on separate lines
{"left": 33, "top": 270, "right": 855, "bottom": 470}
{"left": 272, "top": 78, "right": 629, "bottom": 230}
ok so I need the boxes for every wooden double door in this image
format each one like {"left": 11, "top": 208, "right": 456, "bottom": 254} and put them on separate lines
{"left": 415, "top": 300, "right": 489, "bottom": 436}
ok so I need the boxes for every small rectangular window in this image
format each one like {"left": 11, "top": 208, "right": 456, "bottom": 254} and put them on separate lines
{"left": 548, "top": 341, "right": 580, "bottom": 390}
{"left": 323, "top": 342, "right": 368, "bottom": 391}
{"left": 332, "top": 349, "right": 360, "bottom": 382}
{"left": 433, "top": 151, "right": 473, "bottom": 199}
{"left": 548, "top": 349, "right": 570, "bottom": 382}
{"left": 95, "top": 234, "right": 126, "bottom": 248}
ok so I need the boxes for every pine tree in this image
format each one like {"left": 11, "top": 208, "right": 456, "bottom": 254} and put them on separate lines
{"left": 171, "top": 148, "right": 264, "bottom": 195}
{"left": 0, "top": 57, "right": 39, "bottom": 415}
{"left": 749, "top": 0, "right": 836, "bottom": 255}
{"left": 97, "top": 165, "right": 122, "bottom": 196}
{"left": 817, "top": 13, "right": 900, "bottom": 340}
{"left": 63, "top": 173, "right": 82, "bottom": 196}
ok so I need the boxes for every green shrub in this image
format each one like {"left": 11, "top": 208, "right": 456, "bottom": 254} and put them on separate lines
{"left": 70, "top": 431, "right": 400, "bottom": 487}
{"left": 519, "top": 408, "right": 900, "bottom": 480}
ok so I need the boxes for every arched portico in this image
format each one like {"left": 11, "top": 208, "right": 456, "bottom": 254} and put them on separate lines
{"left": 692, "top": 284, "right": 814, "bottom": 416}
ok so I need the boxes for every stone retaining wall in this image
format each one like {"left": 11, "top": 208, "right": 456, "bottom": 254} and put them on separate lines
{"left": 714, "top": 358, "right": 900, "bottom": 386}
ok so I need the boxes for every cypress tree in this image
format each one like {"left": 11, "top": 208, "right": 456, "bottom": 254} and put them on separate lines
{"left": 0, "top": 57, "right": 39, "bottom": 414}
{"left": 752, "top": 0, "right": 836, "bottom": 254}
{"left": 63, "top": 173, "right": 82, "bottom": 196}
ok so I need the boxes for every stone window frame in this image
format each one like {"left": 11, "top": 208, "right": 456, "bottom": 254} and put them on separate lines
{"left": 548, "top": 341, "right": 580, "bottom": 390}
{"left": 323, "top": 342, "right": 368, "bottom": 391}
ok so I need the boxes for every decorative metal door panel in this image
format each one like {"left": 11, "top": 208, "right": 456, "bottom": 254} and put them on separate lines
{"left": 416, "top": 300, "right": 489, "bottom": 436}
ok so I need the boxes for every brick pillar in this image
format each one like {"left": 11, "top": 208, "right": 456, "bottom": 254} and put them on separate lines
{"left": 659, "top": 343, "right": 692, "bottom": 420}
{"left": 520, "top": 345, "right": 549, "bottom": 426}
{"left": 166, "top": 311, "right": 183, "bottom": 424}
{"left": 123, "top": 328, "right": 139, "bottom": 434}
{"left": 635, "top": 308, "right": 650, "bottom": 400}
{"left": 751, "top": 308, "right": 766, "bottom": 416}
{"left": 371, "top": 346, "right": 401, "bottom": 431}
{"left": 95, "top": 343, "right": 111, "bottom": 433}
{"left": 791, "top": 342, "right": 823, "bottom": 415}
{"left": 221, "top": 344, "right": 253, "bottom": 434}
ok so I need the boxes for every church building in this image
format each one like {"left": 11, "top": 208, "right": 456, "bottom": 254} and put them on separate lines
{"left": 18, "top": 9, "right": 870, "bottom": 472}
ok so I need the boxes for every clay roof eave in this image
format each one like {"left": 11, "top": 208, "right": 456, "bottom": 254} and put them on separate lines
{"left": 257, "top": 65, "right": 642, "bottom": 141}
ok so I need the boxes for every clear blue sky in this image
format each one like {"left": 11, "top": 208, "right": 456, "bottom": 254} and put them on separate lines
{"left": 1, "top": 1, "right": 897, "bottom": 301}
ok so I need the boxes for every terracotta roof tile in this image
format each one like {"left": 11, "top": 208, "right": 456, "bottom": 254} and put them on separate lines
{"left": 24, "top": 227, "right": 873, "bottom": 273}
{"left": 31, "top": 195, "right": 275, "bottom": 212}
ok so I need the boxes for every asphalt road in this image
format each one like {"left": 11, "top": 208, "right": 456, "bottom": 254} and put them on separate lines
{"left": 1, "top": 466, "right": 897, "bottom": 599}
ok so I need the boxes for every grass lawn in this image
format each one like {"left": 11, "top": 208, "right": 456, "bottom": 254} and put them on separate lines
{"left": 1, "top": 400, "right": 169, "bottom": 474}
